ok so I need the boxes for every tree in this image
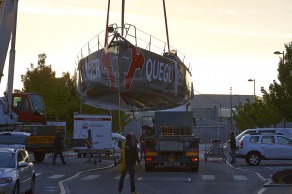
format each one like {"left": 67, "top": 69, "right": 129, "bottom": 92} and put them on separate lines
{"left": 21, "top": 54, "right": 79, "bottom": 121}
{"left": 261, "top": 42, "right": 292, "bottom": 122}
{"left": 234, "top": 97, "right": 281, "bottom": 131}
{"left": 234, "top": 42, "right": 292, "bottom": 131}
{"left": 21, "top": 53, "right": 130, "bottom": 136}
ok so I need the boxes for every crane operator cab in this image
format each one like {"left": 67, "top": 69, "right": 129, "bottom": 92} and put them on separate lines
{"left": 12, "top": 93, "right": 46, "bottom": 124}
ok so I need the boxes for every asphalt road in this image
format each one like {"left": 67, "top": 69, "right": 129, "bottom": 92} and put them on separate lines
{"left": 33, "top": 152, "right": 263, "bottom": 194}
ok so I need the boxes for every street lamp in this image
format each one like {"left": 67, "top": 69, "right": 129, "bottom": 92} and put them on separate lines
{"left": 248, "top": 79, "right": 255, "bottom": 101}
{"left": 230, "top": 87, "right": 233, "bottom": 131}
{"left": 274, "top": 51, "right": 285, "bottom": 63}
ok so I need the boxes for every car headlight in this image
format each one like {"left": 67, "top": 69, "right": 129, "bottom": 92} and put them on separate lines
{"left": 0, "top": 177, "right": 13, "bottom": 184}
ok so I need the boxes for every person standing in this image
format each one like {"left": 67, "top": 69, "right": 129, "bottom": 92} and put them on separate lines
{"left": 139, "top": 130, "right": 146, "bottom": 161}
{"left": 229, "top": 131, "right": 237, "bottom": 164}
{"left": 118, "top": 134, "right": 140, "bottom": 194}
{"left": 52, "top": 130, "right": 66, "bottom": 165}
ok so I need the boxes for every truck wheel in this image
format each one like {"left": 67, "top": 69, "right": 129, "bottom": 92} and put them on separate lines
{"left": 78, "top": 153, "right": 81, "bottom": 158}
{"left": 145, "top": 164, "right": 155, "bottom": 172}
{"left": 34, "top": 152, "right": 45, "bottom": 162}
{"left": 245, "top": 152, "right": 261, "bottom": 166}
{"left": 190, "top": 166, "right": 199, "bottom": 172}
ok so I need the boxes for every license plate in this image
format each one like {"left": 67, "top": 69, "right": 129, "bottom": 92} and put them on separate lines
{"left": 27, "top": 136, "right": 54, "bottom": 144}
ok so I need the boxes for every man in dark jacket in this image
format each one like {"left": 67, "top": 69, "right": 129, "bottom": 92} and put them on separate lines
{"left": 52, "top": 130, "right": 66, "bottom": 165}
{"left": 118, "top": 134, "right": 140, "bottom": 194}
{"left": 229, "top": 131, "right": 237, "bottom": 164}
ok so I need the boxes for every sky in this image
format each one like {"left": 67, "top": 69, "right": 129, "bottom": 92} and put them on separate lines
{"left": 1, "top": 0, "right": 292, "bottom": 97}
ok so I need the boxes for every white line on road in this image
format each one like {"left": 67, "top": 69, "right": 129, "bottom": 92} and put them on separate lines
{"left": 138, "top": 177, "right": 191, "bottom": 182}
{"left": 114, "top": 175, "right": 129, "bottom": 180}
{"left": 202, "top": 175, "right": 215, "bottom": 180}
{"left": 48, "top": 174, "right": 65, "bottom": 179}
{"left": 233, "top": 175, "right": 248, "bottom": 181}
{"left": 81, "top": 175, "right": 100, "bottom": 180}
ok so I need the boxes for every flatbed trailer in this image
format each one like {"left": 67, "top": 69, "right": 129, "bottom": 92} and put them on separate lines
{"left": 143, "top": 111, "right": 200, "bottom": 172}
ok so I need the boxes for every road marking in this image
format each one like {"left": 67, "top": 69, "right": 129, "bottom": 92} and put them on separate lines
{"left": 233, "top": 175, "right": 248, "bottom": 181}
{"left": 48, "top": 174, "right": 65, "bottom": 179}
{"left": 114, "top": 175, "right": 129, "bottom": 180}
{"left": 36, "top": 173, "right": 42, "bottom": 176}
{"left": 81, "top": 175, "right": 100, "bottom": 180}
{"left": 202, "top": 175, "right": 215, "bottom": 180}
{"left": 138, "top": 177, "right": 191, "bottom": 182}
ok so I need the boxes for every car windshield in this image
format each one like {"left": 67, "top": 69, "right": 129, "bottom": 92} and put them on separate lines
{"left": 0, "top": 134, "right": 28, "bottom": 145}
{"left": 0, "top": 152, "right": 15, "bottom": 168}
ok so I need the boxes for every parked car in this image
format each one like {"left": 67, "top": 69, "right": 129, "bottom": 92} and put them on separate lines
{"left": 235, "top": 128, "right": 292, "bottom": 147}
{"left": 0, "top": 132, "right": 30, "bottom": 149}
{"left": 237, "top": 133, "right": 292, "bottom": 166}
{"left": 0, "top": 147, "right": 35, "bottom": 194}
{"left": 111, "top": 133, "right": 126, "bottom": 153}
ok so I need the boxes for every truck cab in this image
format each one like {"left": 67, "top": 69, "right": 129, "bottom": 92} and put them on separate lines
{"left": 11, "top": 93, "right": 46, "bottom": 124}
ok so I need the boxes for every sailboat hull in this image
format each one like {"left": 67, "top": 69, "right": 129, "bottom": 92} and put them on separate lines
{"left": 77, "top": 41, "right": 192, "bottom": 111}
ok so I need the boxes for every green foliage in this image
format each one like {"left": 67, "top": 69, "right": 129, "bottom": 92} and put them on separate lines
{"left": 20, "top": 53, "right": 130, "bottom": 136}
{"left": 233, "top": 98, "right": 281, "bottom": 131}
{"left": 234, "top": 42, "right": 292, "bottom": 131}
{"left": 262, "top": 43, "right": 292, "bottom": 122}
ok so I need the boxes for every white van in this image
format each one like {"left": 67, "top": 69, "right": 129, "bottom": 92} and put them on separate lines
{"left": 235, "top": 128, "right": 292, "bottom": 146}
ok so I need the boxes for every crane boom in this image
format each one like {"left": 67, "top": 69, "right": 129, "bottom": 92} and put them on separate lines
{"left": 0, "top": 0, "right": 18, "bottom": 83}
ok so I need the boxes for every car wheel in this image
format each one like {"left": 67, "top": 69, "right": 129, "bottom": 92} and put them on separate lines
{"left": 245, "top": 152, "right": 261, "bottom": 166}
{"left": 34, "top": 152, "right": 45, "bottom": 162}
{"left": 13, "top": 182, "right": 20, "bottom": 194}
{"left": 25, "top": 176, "right": 35, "bottom": 194}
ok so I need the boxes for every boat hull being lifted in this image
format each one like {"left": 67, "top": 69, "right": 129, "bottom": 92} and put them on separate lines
{"left": 77, "top": 27, "right": 192, "bottom": 111}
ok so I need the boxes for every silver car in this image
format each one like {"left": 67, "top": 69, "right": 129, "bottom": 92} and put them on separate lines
{"left": 238, "top": 133, "right": 292, "bottom": 166}
{"left": 0, "top": 147, "right": 35, "bottom": 194}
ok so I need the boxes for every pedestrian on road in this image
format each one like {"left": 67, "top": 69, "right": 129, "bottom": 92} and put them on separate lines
{"left": 229, "top": 131, "right": 237, "bottom": 164}
{"left": 139, "top": 130, "right": 146, "bottom": 161}
{"left": 118, "top": 134, "right": 140, "bottom": 194}
{"left": 52, "top": 130, "right": 66, "bottom": 165}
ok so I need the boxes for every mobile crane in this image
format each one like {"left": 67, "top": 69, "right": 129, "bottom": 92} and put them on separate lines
{"left": 0, "top": 0, "right": 63, "bottom": 162}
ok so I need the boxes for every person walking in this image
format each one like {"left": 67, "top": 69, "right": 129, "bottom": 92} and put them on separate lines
{"left": 229, "top": 131, "right": 237, "bottom": 164}
{"left": 118, "top": 134, "right": 140, "bottom": 194}
{"left": 52, "top": 130, "right": 66, "bottom": 165}
{"left": 139, "top": 130, "right": 146, "bottom": 161}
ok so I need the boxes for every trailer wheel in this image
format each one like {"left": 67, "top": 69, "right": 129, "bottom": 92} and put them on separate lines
{"left": 34, "top": 152, "right": 45, "bottom": 162}
{"left": 145, "top": 164, "right": 155, "bottom": 172}
{"left": 190, "top": 166, "right": 199, "bottom": 172}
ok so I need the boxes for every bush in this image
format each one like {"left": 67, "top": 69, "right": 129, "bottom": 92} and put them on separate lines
{"left": 272, "top": 169, "right": 292, "bottom": 184}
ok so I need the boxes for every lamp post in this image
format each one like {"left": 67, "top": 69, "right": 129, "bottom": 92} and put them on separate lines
{"left": 274, "top": 51, "right": 285, "bottom": 63}
{"left": 274, "top": 50, "right": 286, "bottom": 128}
{"left": 230, "top": 87, "right": 233, "bottom": 131}
{"left": 248, "top": 79, "right": 255, "bottom": 101}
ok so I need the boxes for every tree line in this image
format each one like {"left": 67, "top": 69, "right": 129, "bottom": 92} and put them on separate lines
{"left": 19, "top": 53, "right": 130, "bottom": 137}
{"left": 234, "top": 42, "right": 292, "bottom": 131}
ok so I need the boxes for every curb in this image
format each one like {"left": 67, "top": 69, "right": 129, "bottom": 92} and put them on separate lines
{"left": 226, "top": 161, "right": 267, "bottom": 182}
{"left": 263, "top": 179, "right": 292, "bottom": 188}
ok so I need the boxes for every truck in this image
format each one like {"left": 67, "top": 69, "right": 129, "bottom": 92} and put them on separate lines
{"left": 143, "top": 110, "right": 200, "bottom": 172}
{"left": 0, "top": 0, "right": 64, "bottom": 162}
{"left": 72, "top": 113, "right": 120, "bottom": 164}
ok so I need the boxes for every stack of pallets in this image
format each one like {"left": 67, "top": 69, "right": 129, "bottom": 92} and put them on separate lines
{"left": 160, "top": 126, "right": 192, "bottom": 136}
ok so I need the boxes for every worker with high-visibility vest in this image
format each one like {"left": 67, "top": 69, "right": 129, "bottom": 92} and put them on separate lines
{"left": 118, "top": 134, "right": 140, "bottom": 194}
